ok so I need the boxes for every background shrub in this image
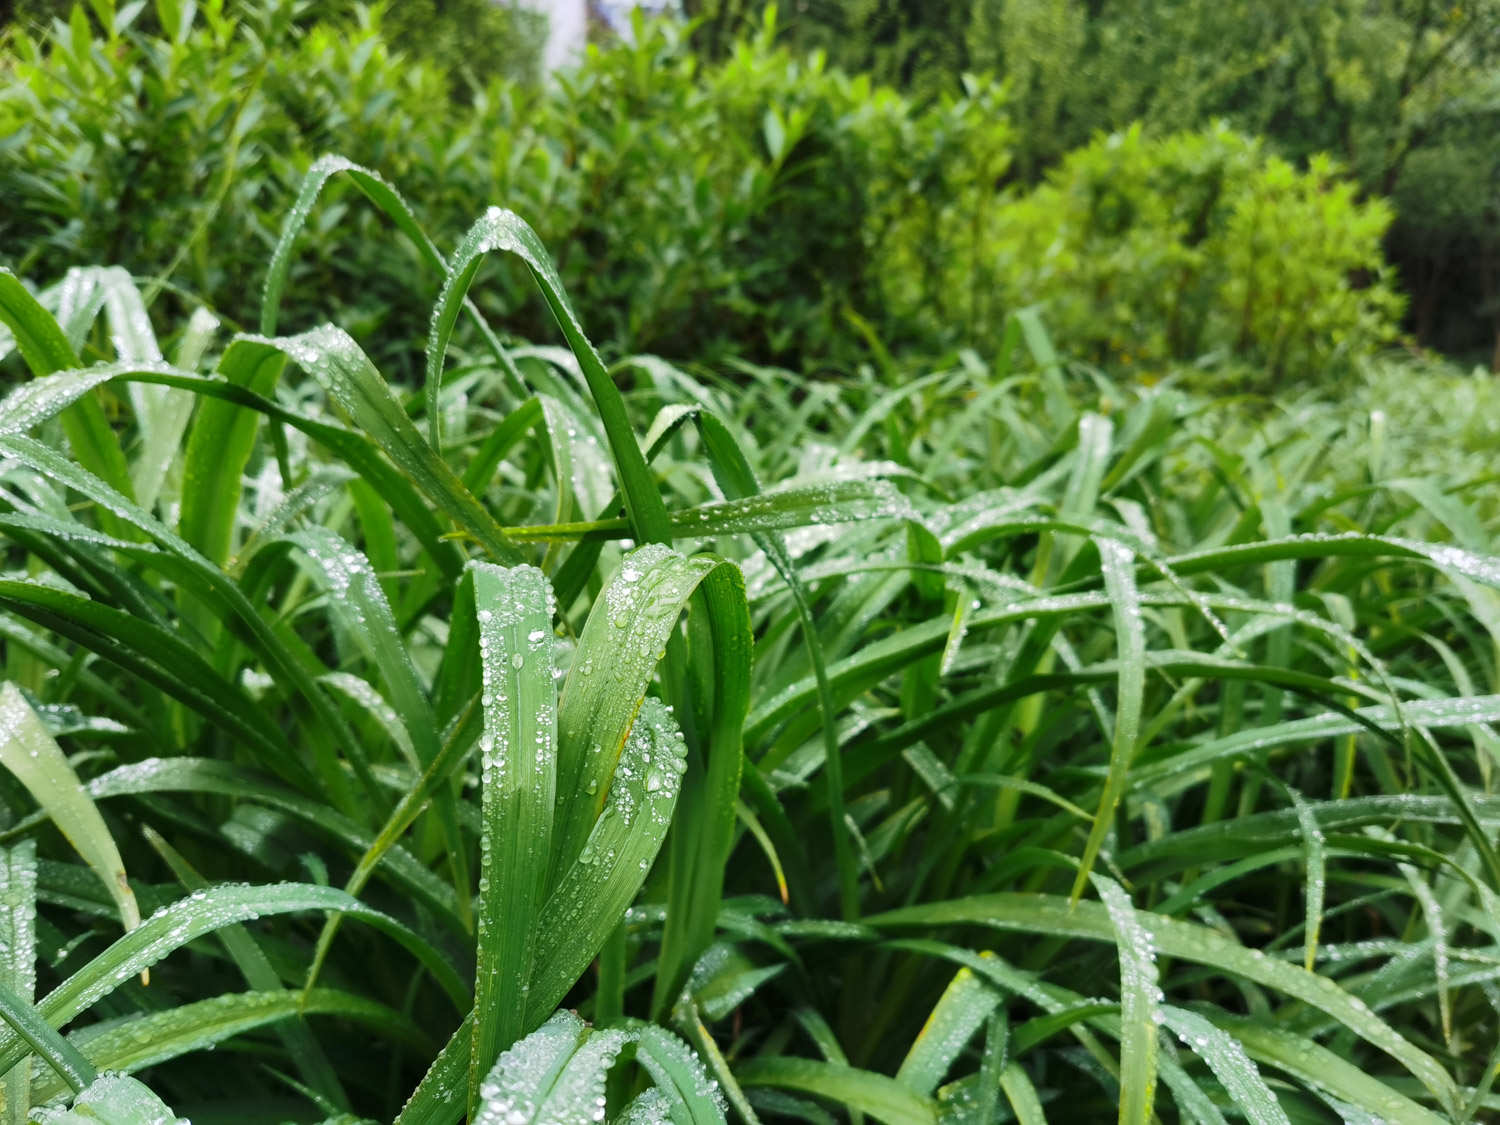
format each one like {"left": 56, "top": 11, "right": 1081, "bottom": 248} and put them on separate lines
{"left": 692, "top": 0, "right": 1500, "bottom": 366}
{"left": 997, "top": 125, "right": 1403, "bottom": 382}
{"left": 0, "top": 0, "right": 1417, "bottom": 385}
{"left": 0, "top": 2, "right": 1014, "bottom": 375}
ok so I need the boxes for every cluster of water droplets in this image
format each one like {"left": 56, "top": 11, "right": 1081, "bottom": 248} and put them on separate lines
{"left": 0, "top": 370, "right": 121, "bottom": 438}
{"left": 535, "top": 1027, "right": 630, "bottom": 1124}
{"left": 474, "top": 566, "right": 558, "bottom": 798}
{"left": 31, "top": 1073, "right": 187, "bottom": 1125}
{"left": 930, "top": 486, "right": 1042, "bottom": 552}
{"left": 472, "top": 1009, "right": 585, "bottom": 1125}
{"left": 678, "top": 478, "right": 920, "bottom": 539}
{"left": 1093, "top": 875, "right": 1166, "bottom": 1030}
{"left": 634, "top": 1025, "right": 727, "bottom": 1117}
{"left": 614, "top": 1087, "right": 671, "bottom": 1124}
{"left": 1157, "top": 1006, "right": 1290, "bottom": 1125}
{"left": 578, "top": 697, "right": 687, "bottom": 869}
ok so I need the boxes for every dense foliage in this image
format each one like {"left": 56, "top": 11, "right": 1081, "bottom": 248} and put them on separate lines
{"left": 0, "top": 1, "right": 1402, "bottom": 383}
{"left": 997, "top": 125, "right": 1402, "bottom": 381}
{"left": 691, "top": 0, "right": 1500, "bottom": 364}
{"left": 0, "top": 151, "right": 1499, "bottom": 1121}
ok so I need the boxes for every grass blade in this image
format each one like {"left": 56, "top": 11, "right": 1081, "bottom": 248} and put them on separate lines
{"left": 468, "top": 563, "right": 558, "bottom": 1108}
{"left": 1072, "top": 538, "right": 1145, "bottom": 901}
{"left": 735, "top": 1058, "right": 937, "bottom": 1125}
{"left": 0, "top": 684, "right": 139, "bottom": 937}
{"left": 1093, "top": 874, "right": 1160, "bottom": 1125}
{"left": 0, "top": 842, "right": 36, "bottom": 1125}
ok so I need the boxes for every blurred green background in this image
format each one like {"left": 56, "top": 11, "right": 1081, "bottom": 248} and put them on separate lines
{"left": 3, "top": 0, "right": 1498, "bottom": 379}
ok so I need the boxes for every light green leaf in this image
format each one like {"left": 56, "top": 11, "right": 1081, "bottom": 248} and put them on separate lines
{"left": 0, "top": 685, "right": 138, "bottom": 937}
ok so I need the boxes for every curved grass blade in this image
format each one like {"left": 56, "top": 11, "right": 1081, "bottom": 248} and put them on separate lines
{"left": 144, "top": 827, "right": 348, "bottom": 1111}
{"left": 998, "top": 1062, "right": 1046, "bottom": 1125}
{"left": 430, "top": 208, "right": 671, "bottom": 546}
{"left": 262, "top": 327, "right": 519, "bottom": 562}
{"left": 48, "top": 758, "right": 461, "bottom": 931}
{"left": 0, "top": 269, "right": 135, "bottom": 531}
{"left": 1207, "top": 1013, "right": 1446, "bottom": 1125}
{"left": 1157, "top": 1006, "right": 1289, "bottom": 1125}
{"left": 505, "top": 480, "right": 916, "bottom": 543}
{"left": 527, "top": 696, "right": 689, "bottom": 1024}
{"left": 0, "top": 431, "right": 382, "bottom": 812}
{"left": 1, "top": 361, "right": 465, "bottom": 583}
{"left": 0, "top": 976, "right": 95, "bottom": 1097}
{"left": 0, "top": 882, "right": 464, "bottom": 1077}
{"left": 29, "top": 989, "right": 424, "bottom": 1106}
{"left": 0, "top": 684, "right": 139, "bottom": 937}
{"left": 734, "top": 1058, "right": 938, "bottom": 1125}
{"left": 262, "top": 157, "right": 525, "bottom": 402}
{"left": 633, "top": 1023, "right": 730, "bottom": 1125}
{"left": 867, "top": 894, "right": 1459, "bottom": 1111}
{"left": 895, "top": 960, "right": 1001, "bottom": 1097}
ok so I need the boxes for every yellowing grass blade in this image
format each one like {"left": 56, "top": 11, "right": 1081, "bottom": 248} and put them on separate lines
{"left": 896, "top": 959, "right": 1002, "bottom": 1096}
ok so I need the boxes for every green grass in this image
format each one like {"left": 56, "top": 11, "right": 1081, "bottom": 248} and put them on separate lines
{"left": 0, "top": 157, "right": 1498, "bottom": 1123}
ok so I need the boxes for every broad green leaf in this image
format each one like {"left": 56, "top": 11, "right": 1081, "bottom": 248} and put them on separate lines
{"left": 527, "top": 696, "right": 688, "bottom": 1023}
{"left": 550, "top": 546, "right": 712, "bottom": 886}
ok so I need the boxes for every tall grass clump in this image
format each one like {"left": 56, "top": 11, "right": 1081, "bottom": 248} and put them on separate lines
{"left": 0, "top": 159, "right": 1498, "bottom": 1123}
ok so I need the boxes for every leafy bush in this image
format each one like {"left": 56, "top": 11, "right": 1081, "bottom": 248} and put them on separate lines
{"left": 0, "top": 1, "right": 1012, "bottom": 374}
{"left": 997, "top": 124, "right": 1404, "bottom": 382}
{"left": 0, "top": 160, "right": 1498, "bottom": 1120}
{"left": 695, "top": 0, "right": 1500, "bottom": 363}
